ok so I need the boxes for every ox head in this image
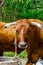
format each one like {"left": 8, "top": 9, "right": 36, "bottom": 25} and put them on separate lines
{"left": 16, "top": 21, "right": 43, "bottom": 49}
{"left": 15, "top": 23, "right": 29, "bottom": 49}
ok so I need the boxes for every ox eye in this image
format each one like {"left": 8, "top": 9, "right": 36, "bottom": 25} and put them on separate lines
{"left": 26, "top": 29, "right": 31, "bottom": 35}
{"left": 28, "top": 29, "right": 31, "bottom": 32}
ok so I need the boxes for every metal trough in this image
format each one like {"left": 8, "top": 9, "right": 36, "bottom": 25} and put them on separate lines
{"left": 0, "top": 56, "right": 27, "bottom": 65}
{"left": 0, "top": 56, "right": 18, "bottom": 65}
{"left": 0, "top": 56, "right": 43, "bottom": 65}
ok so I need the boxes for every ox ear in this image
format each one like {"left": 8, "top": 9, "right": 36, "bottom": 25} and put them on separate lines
{"left": 4, "top": 22, "right": 16, "bottom": 28}
{"left": 30, "top": 22, "right": 43, "bottom": 29}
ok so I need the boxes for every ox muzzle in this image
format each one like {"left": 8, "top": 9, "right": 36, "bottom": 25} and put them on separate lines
{"left": 18, "top": 42, "right": 27, "bottom": 49}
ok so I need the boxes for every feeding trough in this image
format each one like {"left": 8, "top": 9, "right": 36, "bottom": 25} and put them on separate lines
{"left": 0, "top": 56, "right": 27, "bottom": 65}
{"left": 0, "top": 56, "right": 18, "bottom": 65}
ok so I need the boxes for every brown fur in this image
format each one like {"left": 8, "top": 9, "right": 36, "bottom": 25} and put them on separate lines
{"left": 0, "top": 22, "right": 23, "bottom": 55}
{"left": 15, "top": 19, "right": 43, "bottom": 65}
{"left": 0, "top": 19, "right": 43, "bottom": 64}
{"left": 0, "top": 22, "right": 16, "bottom": 55}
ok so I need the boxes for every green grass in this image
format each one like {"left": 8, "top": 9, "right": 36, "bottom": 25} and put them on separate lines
{"left": 3, "top": 52, "right": 17, "bottom": 57}
{"left": 3, "top": 50, "right": 27, "bottom": 58}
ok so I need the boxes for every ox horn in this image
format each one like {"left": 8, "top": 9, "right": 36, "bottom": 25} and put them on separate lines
{"left": 4, "top": 22, "right": 16, "bottom": 28}
{"left": 31, "top": 22, "right": 43, "bottom": 29}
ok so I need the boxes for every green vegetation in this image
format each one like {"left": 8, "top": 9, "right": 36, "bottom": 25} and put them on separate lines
{"left": 3, "top": 50, "right": 27, "bottom": 58}
{"left": 18, "top": 50, "right": 27, "bottom": 58}
{"left": 2, "top": 0, "right": 43, "bottom": 22}
{"left": 3, "top": 52, "right": 17, "bottom": 57}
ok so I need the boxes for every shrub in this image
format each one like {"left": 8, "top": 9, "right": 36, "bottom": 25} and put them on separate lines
{"left": 2, "top": 0, "right": 43, "bottom": 22}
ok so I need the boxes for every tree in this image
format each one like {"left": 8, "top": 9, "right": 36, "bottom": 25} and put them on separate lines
{"left": 0, "top": 0, "right": 4, "bottom": 21}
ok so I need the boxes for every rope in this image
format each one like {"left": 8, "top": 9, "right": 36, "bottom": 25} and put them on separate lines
{"left": 14, "top": 29, "right": 17, "bottom": 56}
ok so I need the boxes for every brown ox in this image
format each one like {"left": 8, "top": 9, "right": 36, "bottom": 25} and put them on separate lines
{"left": 6, "top": 19, "right": 43, "bottom": 65}
{"left": 4, "top": 19, "right": 43, "bottom": 65}
{"left": 0, "top": 22, "right": 24, "bottom": 55}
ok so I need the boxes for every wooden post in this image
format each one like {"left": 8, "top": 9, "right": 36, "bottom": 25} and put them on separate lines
{"left": 0, "top": 0, "right": 4, "bottom": 21}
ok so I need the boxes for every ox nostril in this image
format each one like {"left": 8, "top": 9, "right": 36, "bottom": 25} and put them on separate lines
{"left": 20, "top": 44, "right": 26, "bottom": 47}
{"left": 18, "top": 42, "right": 27, "bottom": 49}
